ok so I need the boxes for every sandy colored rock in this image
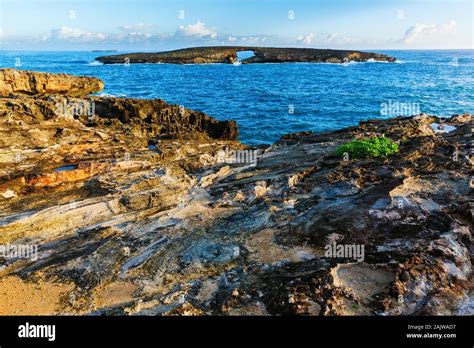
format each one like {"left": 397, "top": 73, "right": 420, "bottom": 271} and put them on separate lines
{"left": 0, "top": 276, "right": 74, "bottom": 315}
{"left": 0, "top": 68, "right": 104, "bottom": 97}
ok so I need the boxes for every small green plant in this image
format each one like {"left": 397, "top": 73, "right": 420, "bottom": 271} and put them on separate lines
{"left": 336, "top": 136, "right": 399, "bottom": 160}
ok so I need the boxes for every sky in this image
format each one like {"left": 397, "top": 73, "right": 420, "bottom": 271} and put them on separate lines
{"left": 0, "top": 0, "right": 472, "bottom": 51}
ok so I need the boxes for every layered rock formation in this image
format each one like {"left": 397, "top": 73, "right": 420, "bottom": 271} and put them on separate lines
{"left": 0, "top": 69, "right": 472, "bottom": 316}
{"left": 96, "top": 46, "right": 396, "bottom": 65}
{"left": 0, "top": 68, "right": 104, "bottom": 97}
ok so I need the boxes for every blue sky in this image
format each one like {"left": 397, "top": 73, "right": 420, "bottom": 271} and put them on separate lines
{"left": 0, "top": 0, "right": 472, "bottom": 50}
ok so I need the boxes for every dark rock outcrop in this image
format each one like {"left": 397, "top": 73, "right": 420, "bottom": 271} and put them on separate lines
{"left": 92, "top": 97, "right": 238, "bottom": 140}
{"left": 96, "top": 46, "right": 396, "bottom": 65}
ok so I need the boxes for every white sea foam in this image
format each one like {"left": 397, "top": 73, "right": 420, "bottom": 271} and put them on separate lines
{"left": 97, "top": 92, "right": 127, "bottom": 98}
{"left": 342, "top": 60, "right": 363, "bottom": 67}
{"left": 88, "top": 61, "right": 103, "bottom": 66}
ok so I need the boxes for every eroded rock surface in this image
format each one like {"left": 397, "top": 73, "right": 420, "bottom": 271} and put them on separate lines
{"left": 0, "top": 69, "right": 104, "bottom": 97}
{"left": 0, "top": 70, "right": 472, "bottom": 316}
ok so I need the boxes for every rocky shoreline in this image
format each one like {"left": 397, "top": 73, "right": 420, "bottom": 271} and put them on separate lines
{"left": 0, "top": 69, "right": 472, "bottom": 316}
{"left": 95, "top": 46, "right": 396, "bottom": 65}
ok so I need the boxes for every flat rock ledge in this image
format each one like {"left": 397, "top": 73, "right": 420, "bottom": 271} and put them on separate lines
{"left": 0, "top": 70, "right": 472, "bottom": 316}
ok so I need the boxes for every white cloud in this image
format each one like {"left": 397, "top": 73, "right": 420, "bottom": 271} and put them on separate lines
{"left": 177, "top": 21, "right": 217, "bottom": 38}
{"left": 49, "top": 27, "right": 107, "bottom": 42}
{"left": 400, "top": 20, "right": 456, "bottom": 44}
{"left": 326, "top": 33, "right": 339, "bottom": 43}
{"left": 39, "top": 21, "right": 220, "bottom": 47}
{"left": 324, "top": 32, "right": 361, "bottom": 46}
{"left": 124, "top": 32, "right": 153, "bottom": 43}
{"left": 19, "top": 21, "right": 221, "bottom": 49}
{"left": 297, "top": 33, "right": 314, "bottom": 45}
{"left": 115, "top": 23, "right": 162, "bottom": 43}
{"left": 3, "top": 17, "right": 463, "bottom": 51}
{"left": 118, "top": 23, "right": 158, "bottom": 32}
{"left": 401, "top": 24, "right": 437, "bottom": 43}
{"left": 441, "top": 20, "right": 457, "bottom": 33}
{"left": 219, "top": 35, "right": 269, "bottom": 45}
{"left": 240, "top": 36, "right": 267, "bottom": 44}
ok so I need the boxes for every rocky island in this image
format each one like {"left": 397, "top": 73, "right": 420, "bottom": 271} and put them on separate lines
{"left": 95, "top": 46, "right": 396, "bottom": 64}
{"left": 0, "top": 69, "right": 472, "bottom": 316}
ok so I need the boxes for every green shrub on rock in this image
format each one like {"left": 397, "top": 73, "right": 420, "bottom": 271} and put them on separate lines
{"left": 336, "top": 136, "right": 399, "bottom": 159}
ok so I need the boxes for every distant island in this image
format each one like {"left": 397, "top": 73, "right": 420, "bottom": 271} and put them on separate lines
{"left": 91, "top": 50, "right": 118, "bottom": 53}
{"left": 95, "top": 46, "right": 396, "bottom": 65}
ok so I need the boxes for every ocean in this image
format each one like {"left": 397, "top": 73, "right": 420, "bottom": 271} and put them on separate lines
{"left": 1, "top": 50, "right": 473, "bottom": 145}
